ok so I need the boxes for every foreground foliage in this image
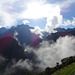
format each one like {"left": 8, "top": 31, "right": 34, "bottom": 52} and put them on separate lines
{"left": 52, "top": 62, "right": 75, "bottom": 75}
{"left": 0, "top": 56, "right": 75, "bottom": 75}
{"left": 25, "top": 62, "right": 75, "bottom": 75}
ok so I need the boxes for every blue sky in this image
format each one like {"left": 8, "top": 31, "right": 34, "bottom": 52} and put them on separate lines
{"left": 0, "top": 0, "right": 75, "bottom": 31}
{"left": 16, "top": 18, "right": 47, "bottom": 29}
{"left": 16, "top": 0, "right": 75, "bottom": 29}
{"left": 61, "top": 2, "right": 75, "bottom": 20}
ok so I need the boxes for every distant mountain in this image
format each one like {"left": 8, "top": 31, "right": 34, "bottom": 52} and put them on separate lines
{"left": 46, "top": 30, "right": 75, "bottom": 42}
{"left": 0, "top": 27, "right": 7, "bottom": 34}
{"left": 0, "top": 36, "right": 25, "bottom": 61}
{"left": 6, "top": 24, "right": 34, "bottom": 46}
{"left": 46, "top": 32, "right": 71, "bottom": 41}
{"left": 66, "top": 28, "right": 75, "bottom": 32}
{"left": 0, "top": 24, "right": 42, "bottom": 47}
{"left": 45, "top": 27, "right": 75, "bottom": 41}
{"left": 68, "top": 30, "right": 75, "bottom": 36}
{"left": 55, "top": 27, "right": 75, "bottom": 32}
{"left": 54, "top": 28, "right": 66, "bottom": 32}
{"left": 0, "top": 25, "right": 75, "bottom": 47}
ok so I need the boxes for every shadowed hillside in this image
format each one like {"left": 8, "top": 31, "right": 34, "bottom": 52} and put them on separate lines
{"left": 0, "top": 36, "right": 25, "bottom": 61}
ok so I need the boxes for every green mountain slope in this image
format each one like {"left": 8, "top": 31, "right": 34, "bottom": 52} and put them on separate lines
{"left": 52, "top": 62, "right": 75, "bottom": 75}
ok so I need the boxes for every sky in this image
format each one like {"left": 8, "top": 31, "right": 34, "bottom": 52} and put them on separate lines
{"left": 0, "top": 0, "right": 75, "bottom": 30}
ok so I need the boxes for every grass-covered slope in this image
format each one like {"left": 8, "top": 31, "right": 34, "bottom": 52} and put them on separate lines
{"left": 52, "top": 62, "right": 75, "bottom": 75}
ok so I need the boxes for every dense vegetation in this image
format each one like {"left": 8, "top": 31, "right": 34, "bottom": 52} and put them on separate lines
{"left": 1, "top": 56, "right": 74, "bottom": 75}
{"left": 14, "top": 56, "right": 75, "bottom": 75}
{"left": 26, "top": 56, "right": 75, "bottom": 75}
{"left": 52, "top": 62, "right": 75, "bottom": 75}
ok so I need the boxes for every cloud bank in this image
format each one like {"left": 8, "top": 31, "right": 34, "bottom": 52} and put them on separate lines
{"left": 24, "top": 36, "right": 75, "bottom": 70}
{"left": 0, "top": 36, "right": 75, "bottom": 74}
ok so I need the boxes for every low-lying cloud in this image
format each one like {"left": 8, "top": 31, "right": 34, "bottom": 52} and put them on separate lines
{"left": 0, "top": 36, "right": 75, "bottom": 74}
{"left": 24, "top": 36, "right": 75, "bottom": 70}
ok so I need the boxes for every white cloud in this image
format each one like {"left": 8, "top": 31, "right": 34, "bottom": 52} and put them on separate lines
{"left": 72, "top": 17, "right": 75, "bottom": 25}
{"left": 30, "top": 26, "right": 43, "bottom": 39}
{"left": 0, "top": 12, "right": 17, "bottom": 27}
{"left": 45, "top": 6, "right": 63, "bottom": 32}
{"left": 63, "top": 20, "right": 72, "bottom": 26}
{"left": 0, "top": 0, "right": 30, "bottom": 27}
{"left": 14, "top": 59, "right": 33, "bottom": 71}
{"left": 63, "top": 17, "right": 75, "bottom": 26}
{"left": 25, "top": 36, "right": 75, "bottom": 70}
{"left": 23, "top": 20, "right": 30, "bottom": 24}
{"left": 20, "top": 1, "right": 63, "bottom": 32}
{"left": 14, "top": 31, "right": 18, "bottom": 36}
{"left": 55, "top": 0, "right": 75, "bottom": 7}
{"left": 64, "top": 0, "right": 75, "bottom": 4}
{"left": 13, "top": 31, "right": 20, "bottom": 43}
{"left": 0, "top": 0, "right": 74, "bottom": 30}
{"left": 35, "top": 36, "right": 75, "bottom": 69}
{"left": 22, "top": 36, "right": 75, "bottom": 70}
{"left": 0, "top": 0, "right": 18, "bottom": 27}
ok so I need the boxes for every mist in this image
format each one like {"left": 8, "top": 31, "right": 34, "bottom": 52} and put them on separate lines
{"left": 24, "top": 36, "right": 75, "bottom": 70}
{"left": 0, "top": 35, "right": 75, "bottom": 75}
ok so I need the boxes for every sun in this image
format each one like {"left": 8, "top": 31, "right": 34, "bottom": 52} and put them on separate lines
{"left": 21, "top": 2, "right": 49, "bottom": 19}
{"left": 21, "top": 2, "right": 60, "bottom": 20}
{"left": 20, "top": 1, "right": 62, "bottom": 30}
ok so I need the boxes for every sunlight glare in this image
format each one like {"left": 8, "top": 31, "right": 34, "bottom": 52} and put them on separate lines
{"left": 21, "top": 2, "right": 53, "bottom": 19}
